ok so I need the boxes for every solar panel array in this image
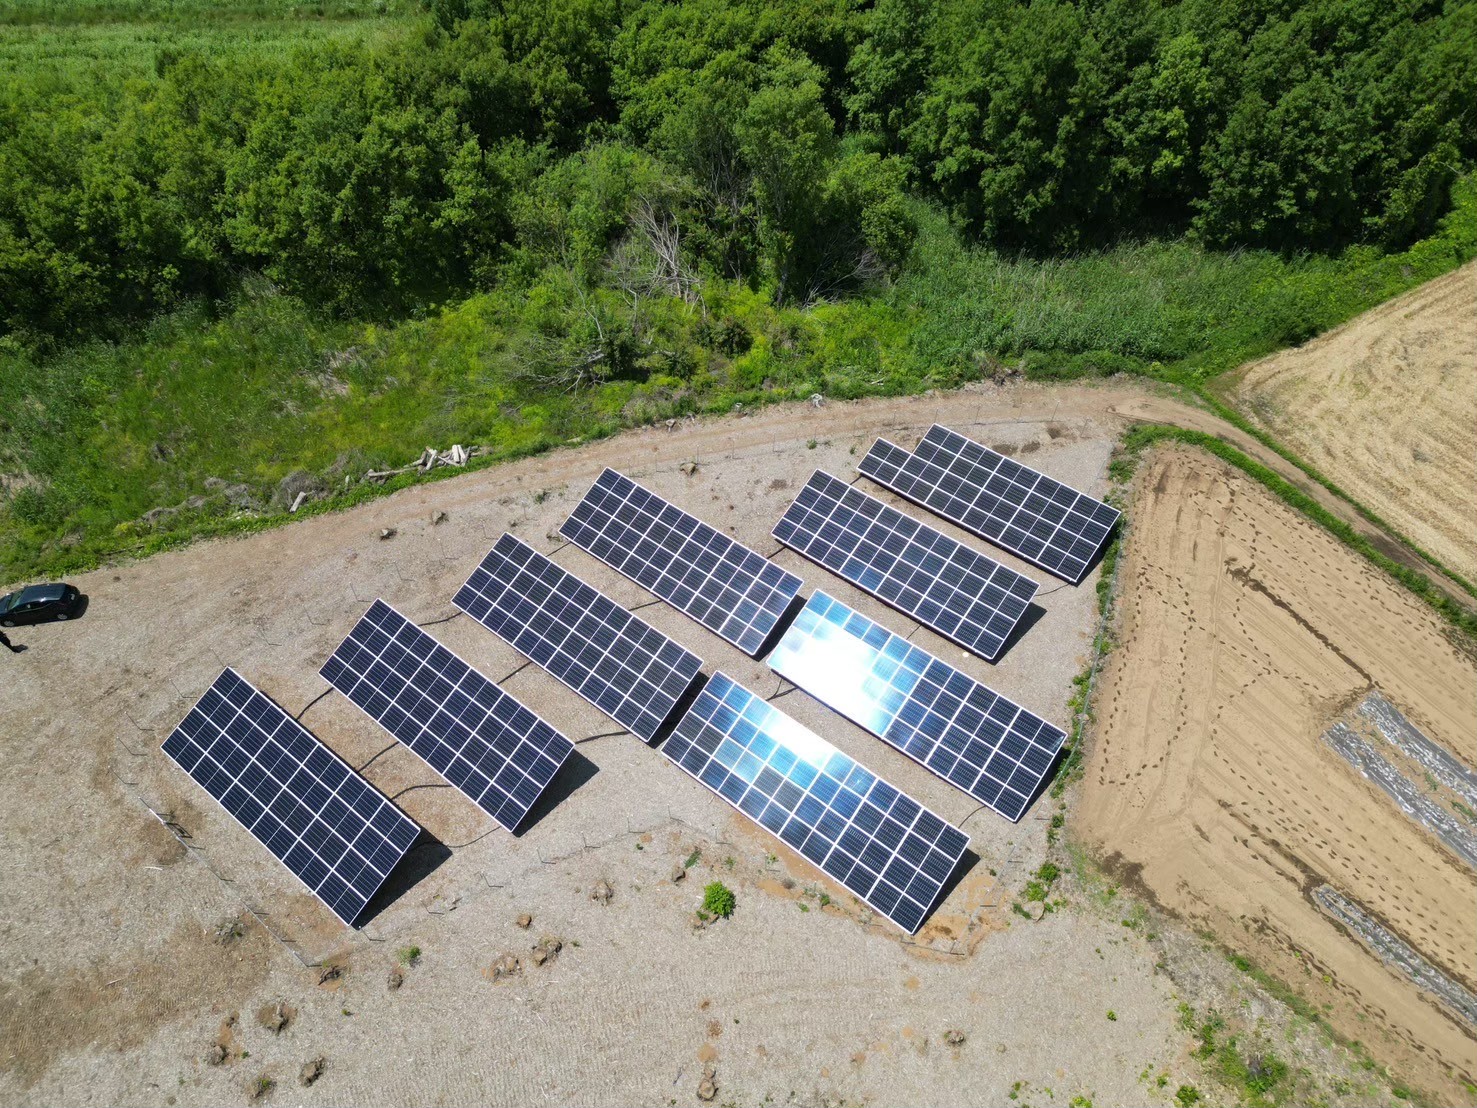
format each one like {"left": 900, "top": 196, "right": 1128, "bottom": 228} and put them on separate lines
{"left": 664, "top": 672, "right": 970, "bottom": 932}
{"left": 769, "top": 592, "right": 1067, "bottom": 821}
{"left": 860, "top": 425, "right": 1120, "bottom": 583}
{"left": 772, "top": 470, "right": 1038, "bottom": 660}
{"left": 321, "top": 600, "right": 575, "bottom": 831}
{"left": 162, "top": 668, "right": 420, "bottom": 925}
{"left": 454, "top": 534, "right": 705, "bottom": 741}
{"left": 560, "top": 468, "right": 804, "bottom": 655}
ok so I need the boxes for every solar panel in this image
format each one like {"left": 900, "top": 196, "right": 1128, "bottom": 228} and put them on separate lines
{"left": 663, "top": 672, "right": 970, "bottom": 933}
{"left": 860, "top": 426, "right": 1120, "bottom": 583}
{"left": 453, "top": 533, "right": 705, "bottom": 741}
{"left": 560, "top": 468, "right": 804, "bottom": 655}
{"left": 161, "top": 668, "right": 420, "bottom": 925}
{"left": 771, "top": 470, "right": 1038, "bottom": 660}
{"left": 768, "top": 592, "right": 1067, "bottom": 821}
{"left": 320, "top": 600, "right": 575, "bottom": 832}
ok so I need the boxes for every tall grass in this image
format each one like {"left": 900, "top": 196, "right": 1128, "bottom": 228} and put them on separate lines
{"left": 4, "top": 181, "right": 1475, "bottom": 583}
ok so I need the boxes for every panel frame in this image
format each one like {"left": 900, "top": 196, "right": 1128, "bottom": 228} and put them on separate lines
{"left": 453, "top": 533, "right": 705, "bottom": 741}
{"left": 663, "top": 671, "right": 970, "bottom": 933}
{"left": 560, "top": 467, "right": 804, "bottom": 655}
{"left": 320, "top": 599, "right": 576, "bottom": 832}
{"left": 767, "top": 591, "right": 1067, "bottom": 821}
{"left": 859, "top": 425, "right": 1121, "bottom": 584}
{"left": 161, "top": 667, "right": 420, "bottom": 926}
{"left": 771, "top": 469, "right": 1039, "bottom": 660}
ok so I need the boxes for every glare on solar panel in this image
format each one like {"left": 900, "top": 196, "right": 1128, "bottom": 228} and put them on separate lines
{"left": 663, "top": 672, "right": 970, "bottom": 932}
{"left": 771, "top": 470, "right": 1038, "bottom": 660}
{"left": 560, "top": 468, "right": 804, "bottom": 654}
{"left": 768, "top": 592, "right": 1066, "bottom": 821}
{"left": 859, "top": 425, "right": 1120, "bottom": 583}
{"left": 161, "top": 668, "right": 420, "bottom": 925}
{"left": 321, "top": 600, "right": 575, "bottom": 832}
{"left": 453, "top": 533, "right": 705, "bottom": 741}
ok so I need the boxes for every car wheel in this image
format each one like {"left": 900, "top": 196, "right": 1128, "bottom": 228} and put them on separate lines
{"left": 55, "top": 613, "right": 68, "bottom": 621}
{"left": 1, "top": 620, "right": 13, "bottom": 628}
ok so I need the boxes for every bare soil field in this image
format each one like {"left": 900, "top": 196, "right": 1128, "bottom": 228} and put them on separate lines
{"left": 1078, "top": 445, "right": 1477, "bottom": 1104}
{"left": 1, "top": 384, "right": 1201, "bottom": 1108}
{"left": 1231, "top": 259, "right": 1477, "bottom": 585}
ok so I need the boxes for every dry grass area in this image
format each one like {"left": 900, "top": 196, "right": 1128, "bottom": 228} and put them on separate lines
{"left": 1232, "top": 259, "right": 1477, "bottom": 584}
{"left": 1078, "top": 445, "right": 1477, "bottom": 1104}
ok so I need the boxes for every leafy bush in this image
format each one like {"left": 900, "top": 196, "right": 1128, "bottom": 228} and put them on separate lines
{"left": 701, "top": 881, "right": 735, "bottom": 919}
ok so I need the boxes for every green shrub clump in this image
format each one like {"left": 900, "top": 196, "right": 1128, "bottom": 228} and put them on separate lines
{"left": 701, "top": 881, "right": 736, "bottom": 920}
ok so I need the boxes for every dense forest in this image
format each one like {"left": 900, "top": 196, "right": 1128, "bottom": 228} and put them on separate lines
{"left": 1, "top": 0, "right": 1475, "bottom": 577}
{"left": 3, "top": 0, "right": 1474, "bottom": 342}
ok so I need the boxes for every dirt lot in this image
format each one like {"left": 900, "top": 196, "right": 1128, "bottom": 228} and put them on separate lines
{"left": 1, "top": 383, "right": 1201, "bottom": 1108}
{"left": 0, "top": 378, "right": 1464, "bottom": 1107}
{"left": 1232, "top": 259, "right": 1477, "bottom": 584}
{"left": 1077, "top": 445, "right": 1477, "bottom": 1104}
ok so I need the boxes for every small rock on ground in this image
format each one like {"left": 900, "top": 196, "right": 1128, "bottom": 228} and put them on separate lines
{"left": 299, "top": 1056, "right": 326, "bottom": 1087}
{"left": 386, "top": 966, "right": 404, "bottom": 991}
{"left": 589, "top": 879, "right": 613, "bottom": 904}
{"left": 530, "top": 935, "right": 563, "bottom": 967}
{"left": 486, "top": 953, "right": 521, "bottom": 981}
{"left": 204, "top": 1043, "right": 228, "bottom": 1066}
{"left": 671, "top": 865, "right": 687, "bottom": 883}
{"left": 697, "top": 1078, "right": 717, "bottom": 1101}
{"left": 256, "top": 1000, "right": 292, "bottom": 1035}
{"left": 943, "top": 1029, "right": 966, "bottom": 1046}
{"left": 379, "top": 527, "right": 397, "bottom": 540}
{"left": 515, "top": 913, "right": 533, "bottom": 929}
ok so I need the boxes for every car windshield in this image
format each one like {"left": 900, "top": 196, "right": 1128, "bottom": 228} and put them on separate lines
{"left": 0, "top": 592, "right": 17, "bottom": 613}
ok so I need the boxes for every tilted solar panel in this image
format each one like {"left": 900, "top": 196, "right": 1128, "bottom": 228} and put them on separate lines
{"left": 453, "top": 533, "right": 705, "bottom": 741}
{"left": 663, "top": 672, "right": 970, "bottom": 933}
{"left": 771, "top": 470, "right": 1038, "bottom": 660}
{"left": 161, "top": 668, "right": 420, "bottom": 925}
{"left": 321, "top": 600, "right": 575, "bottom": 832}
{"left": 560, "top": 468, "right": 804, "bottom": 655}
{"left": 860, "top": 425, "right": 1120, "bottom": 583}
{"left": 768, "top": 592, "right": 1066, "bottom": 821}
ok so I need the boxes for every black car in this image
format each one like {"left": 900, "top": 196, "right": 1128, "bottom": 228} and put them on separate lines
{"left": 0, "top": 583, "right": 83, "bottom": 626}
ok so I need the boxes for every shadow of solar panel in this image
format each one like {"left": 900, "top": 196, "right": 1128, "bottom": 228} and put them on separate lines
{"left": 663, "top": 672, "right": 969, "bottom": 933}
{"left": 453, "top": 533, "right": 705, "bottom": 742}
{"left": 161, "top": 668, "right": 420, "bottom": 925}
{"left": 560, "top": 468, "right": 804, "bottom": 655}
{"left": 768, "top": 592, "right": 1067, "bottom": 821}
{"left": 320, "top": 600, "right": 575, "bottom": 832}
{"left": 771, "top": 470, "right": 1038, "bottom": 660}
{"left": 860, "top": 425, "right": 1121, "bottom": 584}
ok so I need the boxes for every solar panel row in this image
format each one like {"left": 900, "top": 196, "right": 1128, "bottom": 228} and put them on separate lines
{"left": 860, "top": 425, "right": 1119, "bottom": 583}
{"left": 162, "top": 668, "right": 420, "bottom": 925}
{"left": 321, "top": 600, "right": 575, "bottom": 832}
{"left": 663, "top": 672, "right": 970, "bottom": 933}
{"left": 454, "top": 533, "right": 704, "bottom": 741}
{"left": 561, "top": 468, "right": 804, "bottom": 655}
{"left": 772, "top": 470, "right": 1038, "bottom": 660}
{"left": 768, "top": 592, "right": 1067, "bottom": 821}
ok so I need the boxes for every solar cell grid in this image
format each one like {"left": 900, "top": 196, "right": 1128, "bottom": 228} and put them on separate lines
{"left": 453, "top": 534, "right": 705, "bottom": 741}
{"left": 768, "top": 592, "right": 1067, "bottom": 821}
{"left": 772, "top": 470, "right": 1038, "bottom": 660}
{"left": 162, "top": 668, "right": 420, "bottom": 925}
{"left": 560, "top": 468, "right": 804, "bottom": 654}
{"left": 320, "top": 600, "right": 575, "bottom": 831}
{"left": 663, "top": 672, "right": 970, "bottom": 932}
{"left": 860, "top": 426, "right": 1120, "bottom": 583}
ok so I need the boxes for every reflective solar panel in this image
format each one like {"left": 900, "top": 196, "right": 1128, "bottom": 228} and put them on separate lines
{"left": 454, "top": 533, "right": 705, "bottom": 741}
{"left": 161, "top": 668, "right": 420, "bottom": 925}
{"left": 860, "top": 425, "right": 1120, "bottom": 583}
{"left": 772, "top": 470, "right": 1038, "bottom": 660}
{"left": 321, "top": 600, "right": 575, "bottom": 832}
{"left": 768, "top": 592, "right": 1067, "bottom": 821}
{"left": 663, "top": 672, "right": 970, "bottom": 933}
{"left": 560, "top": 468, "right": 804, "bottom": 655}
